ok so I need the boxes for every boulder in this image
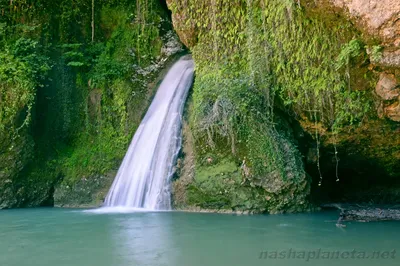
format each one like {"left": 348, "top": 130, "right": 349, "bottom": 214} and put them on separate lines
{"left": 375, "top": 73, "right": 399, "bottom": 100}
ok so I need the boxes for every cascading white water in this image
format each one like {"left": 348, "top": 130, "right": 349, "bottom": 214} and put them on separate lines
{"left": 103, "top": 56, "right": 194, "bottom": 210}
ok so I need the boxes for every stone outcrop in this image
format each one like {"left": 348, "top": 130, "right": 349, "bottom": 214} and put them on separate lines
{"left": 329, "top": 0, "right": 400, "bottom": 67}
{"left": 323, "top": 204, "right": 400, "bottom": 224}
{"left": 373, "top": 49, "right": 400, "bottom": 68}
{"left": 329, "top": 0, "right": 400, "bottom": 46}
{"left": 167, "top": 0, "right": 400, "bottom": 211}
{"left": 166, "top": 0, "right": 198, "bottom": 48}
{"left": 172, "top": 120, "right": 312, "bottom": 214}
{"left": 376, "top": 73, "right": 400, "bottom": 122}
{"left": 333, "top": 0, "right": 400, "bottom": 121}
{"left": 376, "top": 73, "right": 399, "bottom": 100}
{"left": 54, "top": 173, "right": 115, "bottom": 208}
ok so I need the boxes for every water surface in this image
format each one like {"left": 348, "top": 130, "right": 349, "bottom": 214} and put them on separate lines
{"left": 0, "top": 209, "right": 399, "bottom": 266}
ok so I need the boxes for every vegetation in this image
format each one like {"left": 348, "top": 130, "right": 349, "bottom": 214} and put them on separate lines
{"left": 168, "top": 0, "right": 377, "bottom": 212}
{"left": 0, "top": 35, "right": 50, "bottom": 141}
{"left": 0, "top": 0, "right": 389, "bottom": 211}
{"left": 0, "top": 0, "right": 171, "bottom": 207}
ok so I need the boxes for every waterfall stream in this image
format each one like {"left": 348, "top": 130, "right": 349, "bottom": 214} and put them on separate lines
{"left": 103, "top": 56, "right": 194, "bottom": 210}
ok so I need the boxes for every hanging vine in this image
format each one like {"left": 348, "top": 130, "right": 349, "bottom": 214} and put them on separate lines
{"left": 169, "top": 0, "right": 371, "bottom": 185}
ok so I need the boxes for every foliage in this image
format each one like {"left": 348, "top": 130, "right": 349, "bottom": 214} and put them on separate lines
{"left": 370, "top": 45, "right": 383, "bottom": 62}
{"left": 171, "top": 0, "right": 373, "bottom": 190}
{"left": 0, "top": 0, "right": 169, "bottom": 206}
{"left": 59, "top": 126, "right": 130, "bottom": 184}
{"left": 0, "top": 37, "right": 50, "bottom": 139}
{"left": 335, "top": 39, "right": 364, "bottom": 70}
{"left": 57, "top": 0, "right": 166, "bottom": 184}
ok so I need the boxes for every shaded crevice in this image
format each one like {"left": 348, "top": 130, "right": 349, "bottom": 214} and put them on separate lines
{"left": 40, "top": 186, "right": 55, "bottom": 207}
{"left": 306, "top": 143, "right": 400, "bottom": 205}
{"left": 159, "top": 0, "right": 171, "bottom": 18}
{"left": 286, "top": 115, "right": 400, "bottom": 206}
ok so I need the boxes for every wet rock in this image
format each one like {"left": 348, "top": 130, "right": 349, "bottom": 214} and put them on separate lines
{"left": 161, "top": 30, "right": 184, "bottom": 57}
{"left": 324, "top": 203, "right": 400, "bottom": 224}
{"left": 54, "top": 172, "right": 115, "bottom": 208}
{"left": 340, "top": 208, "right": 400, "bottom": 222}
{"left": 0, "top": 133, "right": 38, "bottom": 208}
{"left": 375, "top": 73, "right": 399, "bottom": 100}
{"left": 329, "top": 0, "right": 400, "bottom": 67}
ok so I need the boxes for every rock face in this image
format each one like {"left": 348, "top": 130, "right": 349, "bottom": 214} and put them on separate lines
{"left": 0, "top": 135, "right": 33, "bottom": 208}
{"left": 374, "top": 49, "right": 400, "bottom": 68}
{"left": 386, "top": 102, "right": 400, "bottom": 122}
{"left": 172, "top": 121, "right": 311, "bottom": 214}
{"left": 329, "top": 0, "right": 400, "bottom": 67}
{"left": 376, "top": 73, "right": 400, "bottom": 122}
{"left": 167, "top": 0, "right": 400, "bottom": 212}
{"left": 166, "top": 0, "right": 198, "bottom": 48}
{"left": 54, "top": 174, "right": 115, "bottom": 208}
{"left": 0, "top": 128, "right": 55, "bottom": 209}
{"left": 376, "top": 74, "right": 399, "bottom": 100}
{"left": 329, "top": 0, "right": 400, "bottom": 45}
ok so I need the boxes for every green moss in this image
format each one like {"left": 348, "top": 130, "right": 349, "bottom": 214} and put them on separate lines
{"left": 186, "top": 156, "right": 261, "bottom": 211}
{"left": 0, "top": 0, "right": 171, "bottom": 208}
{"left": 196, "top": 159, "right": 239, "bottom": 183}
{"left": 184, "top": 153, "right": 309, "bottom": 213}
{"left": 55, "top": 1, "right": 168, "bottom": 187}
{"left": 168, "top": 0, "right": 377, "bottom": 212}
{"left": 172, "top": 0, "right": 373, "bottom": 131}
{"left": 187, "top": 184, "right": 232, "bottom": 210}
{"left": 58, "top": 127, "right": 131, "bottom": 185}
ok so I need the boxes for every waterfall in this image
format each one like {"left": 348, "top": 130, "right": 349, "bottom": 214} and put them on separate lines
{"left": 103, "top": 56, "right": 194, "bottom": 210}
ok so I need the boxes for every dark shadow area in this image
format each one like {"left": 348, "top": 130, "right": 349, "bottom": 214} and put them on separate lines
{"left": 159, "top": 0, "right": 172, "bottom": 18}
{"left": 307, "top": 143, "right": 400, "bottom": 205}
{"left": 40, "top": 186, "right": 55, "bottom": 207}
{"left": 286, "top": 115, "right": 400, "bottom": 206}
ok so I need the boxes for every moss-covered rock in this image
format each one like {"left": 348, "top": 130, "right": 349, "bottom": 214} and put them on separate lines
{"left": 54, "top": 173, "right": 115, "bottom": 208}
{"left": 0, "top": 134, "right": 34, "bottom": 208}
{"left": 168, "top": 0, "right": 400, "bottom": 211}
{"left": 2, "top": 0, "right": 399, "bottom": 211}
{"left": 173, "top": 112, "right": 311, "bottom": 214}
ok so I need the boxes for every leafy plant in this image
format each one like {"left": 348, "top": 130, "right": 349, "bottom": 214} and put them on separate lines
{"left": 335, "top": 39, "right": 364, "bottom": 70}
{"left": 0, "top": 37, "right": 50, "bottom": 139}
{"left": 370, "top": 45, "right": 383, "bottom": 62}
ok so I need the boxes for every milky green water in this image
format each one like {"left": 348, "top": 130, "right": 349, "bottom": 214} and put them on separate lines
{"left": 0, "top": 209, "right": 399, "bottom": 266}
